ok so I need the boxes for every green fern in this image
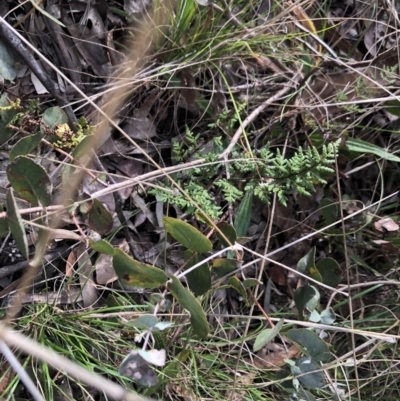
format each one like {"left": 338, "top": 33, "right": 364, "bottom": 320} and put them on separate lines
{"left": 151, "top": 107, "right": 339, "bottom": 217}
{"left": 215, "top": 179, "right": 243, "bottom": 203}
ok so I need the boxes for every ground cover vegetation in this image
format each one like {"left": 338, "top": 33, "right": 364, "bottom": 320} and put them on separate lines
{"left": 0, "top": 0, "right": 400, "bottom": 400}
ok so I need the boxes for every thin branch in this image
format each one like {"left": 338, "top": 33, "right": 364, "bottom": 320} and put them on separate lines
{"left": 221, "top": 83, "right": 296, "bottom": 158}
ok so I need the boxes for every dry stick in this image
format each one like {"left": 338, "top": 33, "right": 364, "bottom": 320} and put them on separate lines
{"left": 335, "top": 154, "right": 361, "bottom": 401}
{"left": 221, "top": 82, "right": 295, "bottom": 158}
{"left": 0, "top": 158, "right": 220, "bottom": 219}
{"left": 250, "top": 293, "right": 275, "bottom": 328}
{"left": 69, "top": 309, "right": 400, "bottom": 344}
{"left": 0, "top": 158, "right": 234, "bottom": 220}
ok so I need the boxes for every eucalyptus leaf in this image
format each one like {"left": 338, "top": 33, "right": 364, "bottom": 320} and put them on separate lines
{"left": 216, "top": 222, "right": 237, "bottom": 247}
{"left": 154, "top": 322, "right": 173, "bottom": 331}
{"left": 119, "top": 351, "right": 159, "bottom": 387}
{"left": 308, "top": 310, "right": 320, "bottom": 323}
{"left": 316, "top": 258, "right": 342, "bottom": 288}
{"left": 0, "top": 38, "right": 19, "bottom": 81}
{"left": 89, "top": 239, "right": 115, "bottom": 255}
{"left": 229, "top": 276, "right": 247, "bottom": 302}
{"left": 184, "top": 250, "right": 211, "bottom": 296}
{"left": 287, "top": 329, "right": 331, "bottom": 363}
{"left": 0, "top": 93, "right": 18, "bottom": 146}
{"left": 212, "top": 258, "right": 237, "bottom": 277}
{"left": 168, "top": 275, "right": 209, "bottom": 339}
{"left": 42, "top": 106, "right": 68, "bottom": 128}
{"left": 10, "top": 131, "right": 44, "bottom": 161}
{"left": 253, "top": 318, "right": 284, "bottom": 352}
{"left": 297, "top": 247, "right": 316, "bottom": 276}
{"left": 7, "top": 156, "right": 51, "bottom": 206}
{"left": 113, "top": 249, "right": 168, "bottom": 288}
{"left": 125, "top": 315, "right": 159, "bottom": 329}
{"left": 308, "top": 265, "right": 322, "bottom": 283}
{"left": 296, "top": 358, "right": 325, "bottom": 388}
{"left": 163, "top": 217, "right": 212, "bottom": 253}
{"left": 6, "top": 189, "right": 29, "bottom": 260}
{"left": 0, "top": 93, "right": 19, "bottom": 125}
{"left": 383, "top": 99, "right": 400, "bottom": 116}
{"left": 319, "top": 198, "right": 337, "bottom": 225}
{"left": 88, "top": 198, "right": 113, "bottom": 235}
{"left": 294, "top": 285, "right": 320, "bottom": 320}
{"left": 72, "top": 135, "right": 95, "bottom": 159}
{"left": 242, "top": 278, "right": 263, "bottom": 288}
{"left": 320, "top": 308, "right": 336, "bottom": 325}
{"left": 0, "top": 204, "right": 9, "bottom": 238}
{"left": 137, "top": 349, "right": 166, "bottom": 367}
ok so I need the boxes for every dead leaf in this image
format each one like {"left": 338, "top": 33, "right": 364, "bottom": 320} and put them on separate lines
{"left": 166, "top": 382, "right": 195, "bottom": 401}
{"left": 225, "top": 371, "right": 257, "bottom": 401}
{"left": 95, "top": 239, "right": 129, "bottom": 285}
{"left": 346, "top": 200, "right": 364, "bottom": 215}
{"left": 134, "top": 211, "right": 147, "bottom": 227}
{"left": 134, "top": 93, "right": 159, "bottom": 118}
{"left": 121, "top": 117, "right": 156, "bottom": 140}
{"left": 374, "top": 218, "right": 399, "bottom": 233}
{"left": 80, "top": 7, "right": 107, "bottom": 40}
{"left": 253, "top": 344, "right": 300, "bottom": 369}
{"left": 312, "top": 14, "right": 362, "bottom": 60}
{"left": 65, "top": 249, "right": 77, "bottom": 291}
{"left": 124, "top": 0, "right": 151, "bottom": 15}
{"left": 211, "top": 90, "right": 226, "bottom": 114}
{"left": 76, "top": 244, "right": 99, "bottom": 307}
{"left": 364, "top": 14, "right": 392, "bottom": 57}
{"left": 372, "top": 240, "right": 399, "bottom": 253}
{"left": 179, "top": 69, "right": 196, "bottom": 106}
{"left": 132, "top": 191, "right": 157, "bottom": 227}
{"left": 269, "top": 265, "right": 287, "bottom": 286}
{"left": 60, "top": 8, "right": 108, "bottom": 77}
{"left": 110, "top": 158, "right": 144, "bottom": 201}
{"left": 0, "top": 364, "right": 14, "bottom": 394}
{"left": 82, "top": 170, "right": 115, "bottom": 213}
{"left": 119, "top": 350, "right": 159, "bottom": 387}
{"left": 31, "top": 73, "right": 48, "bottom": 94}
